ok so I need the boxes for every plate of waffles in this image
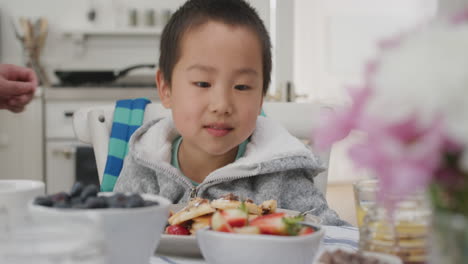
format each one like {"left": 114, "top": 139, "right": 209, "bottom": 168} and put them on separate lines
{"left": 155, "top": 195, "right": 322, "bottom": 258}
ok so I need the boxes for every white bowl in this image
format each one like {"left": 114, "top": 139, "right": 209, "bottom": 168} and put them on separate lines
{"left": 157, "top": 204, "right": 323, "bottom": 258}
{"left": 197, "top": 223, "right": 325, "bottom": 264}
{"left": 0, "top": 179, "right": 45, "bottom": 223}
{"left": 29, "top": 193, "right": 171, "bottom": 264}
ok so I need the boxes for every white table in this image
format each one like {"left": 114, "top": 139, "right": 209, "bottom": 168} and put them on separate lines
{"left": 150, "top": 225, "right": 359, "bottom": 264}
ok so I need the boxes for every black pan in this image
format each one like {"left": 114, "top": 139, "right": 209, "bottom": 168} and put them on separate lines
{"left": 55, "top": 64, "right": 156, "bottom": 85}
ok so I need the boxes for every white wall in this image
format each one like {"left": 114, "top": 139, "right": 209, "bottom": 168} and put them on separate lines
{"left": 293, "top": 0, "right": 437, "bottom": 106}
{"left": 271, "top": 0, "right": 294, "bottom": 99}
{"left": 438, "top": 0, "right": 468, "bottom": 15}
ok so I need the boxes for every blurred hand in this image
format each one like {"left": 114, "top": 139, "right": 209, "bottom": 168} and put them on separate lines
{"left": 0, "top": 64, "right": 38, "bottom": 113}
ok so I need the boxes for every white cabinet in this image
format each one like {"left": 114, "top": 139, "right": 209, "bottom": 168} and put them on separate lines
{"left": 45, "top": 140, "right": 89, "bottom": 195}
{"left": 0, "top": 95, "right": 43, "bottom": 181}
{"left": 45, "top": 100, "right": 112, "bottom": 194}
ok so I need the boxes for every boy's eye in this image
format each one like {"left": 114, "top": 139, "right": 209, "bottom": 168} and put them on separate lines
{"left": 194, "top": 82, "right": 211, "bottom": 88}
{"left": 234, "top": 84, "right": 251, "bottom": 91}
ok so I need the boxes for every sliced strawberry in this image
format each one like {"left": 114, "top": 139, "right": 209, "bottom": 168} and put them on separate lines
{"left": 166, "top": 224, "right": 190, "bottom": 235}
{"left": 249, "top": 212, "right": 287, "bottom": 235}
{"left": 298, "top": 226, "right": 315, "bottom": 236}
{"left": 211, "top": 211, "right": 233, "bottom": 233}
{"left": 221, "top": 208, "right": 248, "bottom": 228}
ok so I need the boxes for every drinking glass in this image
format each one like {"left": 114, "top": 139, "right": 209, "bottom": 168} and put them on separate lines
{"left": 359, "top": 192, "right": 430, "bottom": 264}
{"left": 353, "top": 178, "right": 378, "bottom": 228}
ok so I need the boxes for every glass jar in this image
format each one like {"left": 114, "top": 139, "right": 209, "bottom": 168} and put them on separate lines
{"left": 0, "top": 214, "right": 108, "bottom": 264}
{"left": 429, "top": 210, "right": 468, "bottom": 264}
{"left": 359, "top": 193, "right": 430, "bottom": 264}
{"left": 353, "top": 178, "right": 378, "bottom": 228}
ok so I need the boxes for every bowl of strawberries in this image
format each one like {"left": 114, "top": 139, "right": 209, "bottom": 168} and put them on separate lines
{"left": 196, "top": 206, "right": 324, "bottom": 264}
{"left": 157, "top": 195, "right": 322, "bottom": 258}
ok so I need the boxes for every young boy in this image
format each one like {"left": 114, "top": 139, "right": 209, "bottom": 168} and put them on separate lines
{"left": 114, "top": 0, "right": 347, "bottom": 226}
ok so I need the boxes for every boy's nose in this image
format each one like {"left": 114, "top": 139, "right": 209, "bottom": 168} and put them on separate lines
{"left": 209, "top": 88, "right": 233, "bottom": 115}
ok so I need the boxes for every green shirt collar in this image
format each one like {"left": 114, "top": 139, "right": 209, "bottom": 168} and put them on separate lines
{"left": 171, "top": 136, "right": 249, "bottom": 186}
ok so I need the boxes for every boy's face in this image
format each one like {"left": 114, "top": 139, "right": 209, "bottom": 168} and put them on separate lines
{"left": 157, "top": 21, "right": 264, "bottom": 158}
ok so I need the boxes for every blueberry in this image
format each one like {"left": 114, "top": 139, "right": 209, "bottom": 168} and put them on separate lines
{"left": 126, "top": 194, "right": 144, "bottom": 208}
{"left": 84, "top": 196, "right": 108, "bottom": 209}
{"left": 108, "top": 193, "right": 127, "bottom": 208}
{"left": 50, "top": 192, "right": 70, "bottom": 203}
{"left": 143, "top": 200, "right": 159, "bottom": 207}
{"left": 34, "top": 196, "right": 53, "bottom": 207}
{"left": 70, "top": 182, "right": 84, "bottom": 198}
{"left": 70, "top": 197, "right": 85, "bottom": 208}
{"left": 53, "top": 201, "right": 71, "bottom": 208}
{"left": 80, "top": 184, "right": 99, "bottom": 201}
{"left": 36, "top": 185, "right": 159, "bottom": 210}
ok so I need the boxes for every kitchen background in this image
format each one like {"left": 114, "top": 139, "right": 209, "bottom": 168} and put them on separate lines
{"left": 0, "top": 0, "right": 461, "bottom": 223}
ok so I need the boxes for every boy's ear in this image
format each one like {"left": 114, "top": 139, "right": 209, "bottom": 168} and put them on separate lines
{"left": 156, "top": 69, "right": 172, "bottom": 108}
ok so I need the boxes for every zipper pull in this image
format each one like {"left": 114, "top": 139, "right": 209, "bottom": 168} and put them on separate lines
{"left": 190, "top": 186, "right": 198, "bottom": 199}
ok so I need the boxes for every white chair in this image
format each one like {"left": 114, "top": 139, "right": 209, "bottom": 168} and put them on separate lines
{"left": 73, "top": 102, "right": 333, "bottom": 194}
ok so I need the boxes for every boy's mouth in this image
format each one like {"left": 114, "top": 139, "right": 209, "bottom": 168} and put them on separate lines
{"left": 204, "top": 123, "right": 233, "bottom": 137}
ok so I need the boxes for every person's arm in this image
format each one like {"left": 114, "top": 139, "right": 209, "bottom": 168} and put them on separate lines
{"left": 0, "top": 64, "right": 38, "bottom": 113}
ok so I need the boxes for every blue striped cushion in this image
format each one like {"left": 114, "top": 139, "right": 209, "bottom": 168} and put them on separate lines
{"left": 100, "top": 98, "right": 151, "bottom": 191}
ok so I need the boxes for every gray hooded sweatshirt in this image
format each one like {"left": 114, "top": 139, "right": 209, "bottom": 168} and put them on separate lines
{"left": 114, "top": 116, "right": 349, "bottom": 226}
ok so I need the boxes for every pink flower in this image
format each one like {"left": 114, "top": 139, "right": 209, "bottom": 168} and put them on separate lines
{"left": 364, "top": 60, "right": 380, "bottom": 83}
{"left": 377, "top": 33, "right": 405, "bottom": 50}
{"left": 451, "top": 7, "right": 468, "bottom": 25}
{"left": 349, "top": 115, "right": 446, "bottom": 206}
{"left": 313, "top": 86, "right": 372, "bottom": 150}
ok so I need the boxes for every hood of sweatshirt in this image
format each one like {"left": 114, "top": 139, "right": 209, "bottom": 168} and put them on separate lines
{"left": 127, "top": 116, "right": 324, "bottom": 183}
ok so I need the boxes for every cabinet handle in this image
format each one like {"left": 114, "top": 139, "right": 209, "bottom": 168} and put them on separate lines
{"left": 52, "top": 148, "right": 76, "bottom": 159}
{"left": 64, "top": 111, "right": 74, "bottom": 118}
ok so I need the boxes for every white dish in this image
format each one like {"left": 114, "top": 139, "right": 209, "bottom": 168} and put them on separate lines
{"left": 156, "top": 204, "right": 323, "bottom": 258}
{"left": 198, "top": 223, "right": 324, "bottom": 264}
{"left": 30, "top": 193, "right": 171, "bottom": 264}
{"left": 0, "top": 179, "right": 45, "bottom": 224}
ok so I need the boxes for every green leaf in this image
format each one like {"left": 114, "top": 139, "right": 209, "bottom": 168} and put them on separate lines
{"left": 238, "top": 201, "right": 247, "bottom": 213}
{"left": 283, "top": 215, "right": 304, "bottom": 236}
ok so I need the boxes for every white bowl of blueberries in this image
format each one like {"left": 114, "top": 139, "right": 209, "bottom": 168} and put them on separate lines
{"left": 29, "top": 182, "right": 171, "bottom": 264}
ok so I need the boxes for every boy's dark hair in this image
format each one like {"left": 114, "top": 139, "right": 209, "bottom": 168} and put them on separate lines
{"left": 159, "top": 0, "right": 272, "bottom": 95}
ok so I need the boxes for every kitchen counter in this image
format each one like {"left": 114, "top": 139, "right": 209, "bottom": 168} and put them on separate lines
{"left": 44, "top": 87, "right": 160, "bottom": 101}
